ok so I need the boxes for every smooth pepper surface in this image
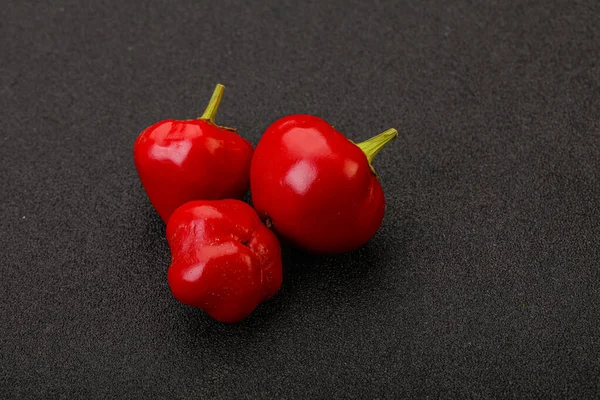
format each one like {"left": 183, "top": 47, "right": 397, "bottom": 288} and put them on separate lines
{"left": 250, "top": 114, "right": 397, "bottom": 254}
{"left": 133, "top": 84, "right": 253, "bottom": 223}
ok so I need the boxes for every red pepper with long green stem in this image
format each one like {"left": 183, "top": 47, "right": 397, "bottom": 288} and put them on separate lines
{"left": 134, "top": 84, "right": 253, "bottom": 223}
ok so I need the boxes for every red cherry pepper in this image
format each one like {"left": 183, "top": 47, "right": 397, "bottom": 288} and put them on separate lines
{"left": 250, "top": 114, "right": 397, "bottom": 254}
{"left": 167, "top": 199, "right": 282, "bottom": 323}
{"left": 134, "top": 84, "right": 254, "bottom": 223}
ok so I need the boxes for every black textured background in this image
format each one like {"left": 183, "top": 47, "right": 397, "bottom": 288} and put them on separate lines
{"left": 2, "top": 0, "right": 600, "bottom": 398}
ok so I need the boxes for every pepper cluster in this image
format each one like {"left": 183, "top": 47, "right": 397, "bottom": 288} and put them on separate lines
{"left": 134, "top": 84, "right": 397, "bottom": 323}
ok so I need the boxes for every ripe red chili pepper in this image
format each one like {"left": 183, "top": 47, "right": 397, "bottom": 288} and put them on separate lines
{"left": 167, "top": 199, "right": 282, "bottom": 323}
{"left": 133, "top": 84, "right": 253, "bottom": 223}
{"left": 250, "top": 114, "right": 397, "bottom": 254}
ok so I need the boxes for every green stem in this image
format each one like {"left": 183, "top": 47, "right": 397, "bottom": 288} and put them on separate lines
{"left": 356, "top": 128, "right": 398, "bottom": 175}
{"left": 199, "top": 84, "right": 225, "bottom": 123}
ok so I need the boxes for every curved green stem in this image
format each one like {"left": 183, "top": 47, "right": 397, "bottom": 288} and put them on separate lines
{"left": 199, "top": 84, "right": 225, "bottom": 123}
{"left": 356, "top": 128, "right": 398, "bottom": 175}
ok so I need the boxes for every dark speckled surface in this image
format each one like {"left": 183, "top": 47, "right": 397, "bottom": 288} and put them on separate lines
{"left": 1, "top": 0, "right": 599, "bottom": 398}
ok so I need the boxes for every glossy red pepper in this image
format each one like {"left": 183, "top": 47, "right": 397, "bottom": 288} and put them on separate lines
{"left": 133, "top": 84, "right": 253, "bottom": 223}
{"left": 250, "top": 114, "right": 397, "bottom": 254}
{"left": 167, "top": 199, "right": 282, "bottom": 323}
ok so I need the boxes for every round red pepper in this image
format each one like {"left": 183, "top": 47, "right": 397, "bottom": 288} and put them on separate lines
{"left": 167, "top": 199, "right": 282, "bottom": 323}
{"left": 250, "top": 114, "right": 397, "bottom": 254}
{"left": 133, "top": 84, "right": 253, "bottom": 223}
